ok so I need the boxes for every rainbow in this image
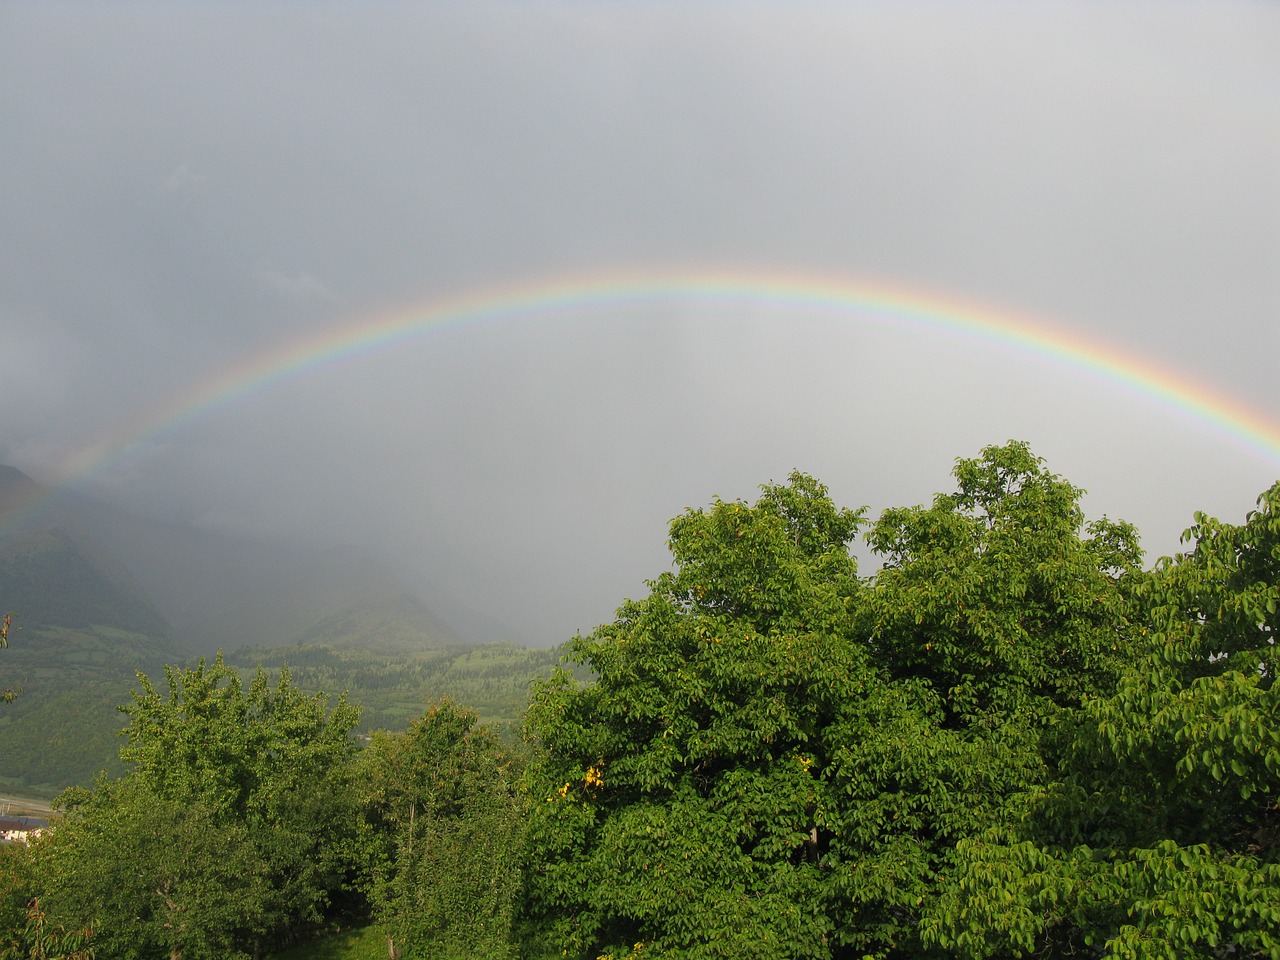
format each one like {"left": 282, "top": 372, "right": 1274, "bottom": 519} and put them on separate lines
{"left": 6, "top": 269, "right": 1280, "bottom": 531}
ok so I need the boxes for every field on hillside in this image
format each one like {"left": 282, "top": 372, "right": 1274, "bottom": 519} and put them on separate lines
{"left": 0, "top": 633, "right": 568, "bottom": 796}
{"left": 226, "top": 641, "right": 569, "bottom": 735}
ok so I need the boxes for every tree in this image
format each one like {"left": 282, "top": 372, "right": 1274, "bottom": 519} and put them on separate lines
{"left": 120, "top": 654, "right": 368, "bottom": 939}
{"left": 521, "top": 472, "right": 872, "bottom": 959}
{"left": 1, "top": 808, "right": 94, "bottom": 960}
{"left": 363, "top": 700, "right": 526, "bottom": 960}
{"left": 37, "top": 783, "right": 267, "bottom": 960}
{"left": 2, "top": 613, "right": 21, "bottom": 703}
{"left": 0, "top": 843, "right": 37, "bottom": 957}
{"left": 924, "top": 480, "right": 1280, "bottom": 959}
{"left": 1, "top": 890, "right": 95, "bottom": 960}
{"left": 833, "top": 442, "right": 1142, "bottom": 957}
{"left": 33, "top": 654, "right": 365, "bottom": 960}
{"left": 520, "top": 447, "right": 1142, "bottom": 960}
{"left": 865, "top": 440, "right": 1143, "bottom": 722}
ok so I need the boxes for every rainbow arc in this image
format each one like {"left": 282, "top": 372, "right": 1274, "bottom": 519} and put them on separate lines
{"left": 6, "top": 270, "right": 1279, "bottom": 533}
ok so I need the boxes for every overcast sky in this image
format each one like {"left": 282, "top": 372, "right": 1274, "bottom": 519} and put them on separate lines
{"left": 2, "top": 2, "right": 1278, "bottom": 645}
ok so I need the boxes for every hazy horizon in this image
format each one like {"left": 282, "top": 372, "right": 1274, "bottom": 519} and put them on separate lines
{"left": 3, "top": 2, "right": 1277, "bottom": 646}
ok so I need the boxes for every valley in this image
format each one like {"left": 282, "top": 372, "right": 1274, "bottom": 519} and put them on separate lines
{"left": 0, "top": 465, "right": 563, "bottom": 795}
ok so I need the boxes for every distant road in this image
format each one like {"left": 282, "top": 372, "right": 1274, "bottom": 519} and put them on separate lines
{"left": 0, "top": 795, "right": 53, "bottom": 816}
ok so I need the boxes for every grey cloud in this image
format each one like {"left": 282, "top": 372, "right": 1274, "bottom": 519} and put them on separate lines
{"left": 260, "top": 270, "right": 333, "bottom": 302}
{"left": 164, "top": 162, "right": 206, "bottom": 193}
{"left": 1, "top": 2, "right": 1277, "bottom": 645}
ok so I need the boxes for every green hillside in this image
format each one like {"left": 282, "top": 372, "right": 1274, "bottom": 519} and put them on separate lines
{"left": 289, "top": 591, "right": 458, "bottom": 653}
{"left": 0, "top": 495, "right": 192, "bottom": 793}
{"left": 0, "top": 624, "right": 177, "bottom": 793}
{"left": 0, "top": 490, "right": 559, "bottom": 792}
{"left": 225, "top": 640, "right": 567, "bottom": 735}
{"left": 0, "top": 464, "right": 556, "bottom": 794}
{"left": 0, "top": 529, "right": 173, "bottom": 639}
{"left": 0, "top": 628, "right": 564, "bottom": 795}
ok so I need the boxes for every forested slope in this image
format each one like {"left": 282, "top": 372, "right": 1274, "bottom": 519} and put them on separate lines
{"left": 4, "top": 442, "right": 1279, "bottom": 960}
{"left": 226, "top": 642, "right": 565, "bottom": 736}
{"left": 0, "top": 463, "right": 554, "bottom": 792}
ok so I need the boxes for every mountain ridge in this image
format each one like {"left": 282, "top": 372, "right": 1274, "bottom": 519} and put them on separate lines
{"left": 0, "top": 463, "right": 536, "bottom": 795}
{"left": 0, "top": 464, "right": 464, "bottom": 654}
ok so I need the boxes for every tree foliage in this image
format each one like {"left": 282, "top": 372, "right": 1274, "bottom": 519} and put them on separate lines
{"left": 37, "top": 784, "right": 267, "bottom": 960}
{"left": 7, "top": 443, "right": 1279, "bottom": 959}
{"left": 1, "top": 898, "right": 95, "bottom": 960}
{"left": 925, "top": 479, "right": 1280, "bottom": 959}
{"left": 866, "top": 440, "right": 1143, "bottom": 721}
{"left": 520, "top": 471, "right": 866, "bottom": 959}
{"left": 2, "top": 612, "right": 21, "bottom": 703}
{"left": 0, "top": 844, "right": 37, "bottom": 957}
{"left": 520, "top": 446, "right": 1147, "bottom": 960}
{"left": 363, "top": 700, "right": 526, "bottom": 960}
{"left": 33, "top": 654, "right": 365, "bottom": 960}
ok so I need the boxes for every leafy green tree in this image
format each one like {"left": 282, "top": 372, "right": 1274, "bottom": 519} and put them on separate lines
{"left": 2, "top": 901, "right": 95, "bottom": 960}
{"left": 925, "top": 480, "right": 1280, "bottom": 958}
{"left": 37, "top": 783, "right": 266, "bottom": 960}
{"left": 364, "top": 700, "right": 526, "bottom": 960}
{"left": 33, "top": 654, "right": 365, "bottom": 960}
{"left": 3, "top": 833, "right": 94, "bottom": 960}
{"left": 2, "top": 612, "right": 22, "bottom": 703}
{"left": 832, "top": 442, "right": 1142, "bottom": 957}
{"left": 0, "top": 843, "right": 37, "bottom": 956}
{"left": 122, "top": 654, "right": 368, "bottom": 938}
{"left": 520, "top": 472, "right": 871, "bottom": 959}
{"left": 866, "top": 440, "right": 1144, "bottom": 722}
{"left": 521, "top": 448, "right": 1142, "bottom": 960}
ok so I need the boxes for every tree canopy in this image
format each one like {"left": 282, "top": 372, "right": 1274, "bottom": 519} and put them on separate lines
{"left": 6, "top": 441, "right": 1280, "bottom": 960}
{"left": 519, "top": 443, "right": 1149, "bottom": 960}
{"left": 363, "top": 699, "right": 527, "bottom": 960}
{"left": 1, "top": 612, "right": 20, "bottom": 704}
{"left": 33, "top": 654, "right": 366, "bottom": 960}
{"left": 925, "top": 479, "right": 1280, "bottom": 959}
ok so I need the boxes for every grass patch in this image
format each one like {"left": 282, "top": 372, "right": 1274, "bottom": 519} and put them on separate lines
{"left": 271, "top": 925, "right": 386, "bottom": 960}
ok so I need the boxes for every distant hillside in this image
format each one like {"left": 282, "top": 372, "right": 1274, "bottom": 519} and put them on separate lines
{"left": 0, "top": 527, "right": 174, "bottom": 638}
{"left": 0, "top": 472, "right": 190, "bottom": 793}
{"left": 0, "top": 634, "right": 566, "bottom": 796}
{"left": 0, "top": 464, "right": 43, "bottom": 524}
{"left": 0, "top": 464, "right": 467, "bottom": 653}
{"left": 75, "top": 510, "right": 447, "bottom": 654}
{"left": 0, "top": 464, "right": 518, "bottom": 794}
{"left": 1, "top": 464, "right": 179, "bottom": 614}
{"left": 291, "top": 591, "right": 458, "bottom": 653}
{"left": 0, "top": 624, "right": 178, "bottom": 793}
{"left": 227, "top": 641, "right": 567, "bottom": 734}
{"left": 0, "top": 465, "right": 167, "bottom": 634}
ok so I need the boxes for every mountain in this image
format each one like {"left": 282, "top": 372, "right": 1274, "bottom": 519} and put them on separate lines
{"left": 0, "top": 527, "right": 174, "bottom": 639}
{"left": 0, "top": 463, "right": 463, "bottom": 793}
{"left": 0, "top": 464, "right": 42, "bottom": 520}
{"left": 0, "top": 464, "right": 462, "bottom": 654}
{"left": 291, "top": 590, "right": 456, "bottom": 653}
{"left": 0, "top": 542, "right": 173, "bottom": 792}
{"left": 0, "top": 461, "right": 551, "bottom": 796}
{"left": 0, "top": 468, "right": 187, "bottom": 792}
{"left": 1, "top": 465, "right": 182, "bottom": 644}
